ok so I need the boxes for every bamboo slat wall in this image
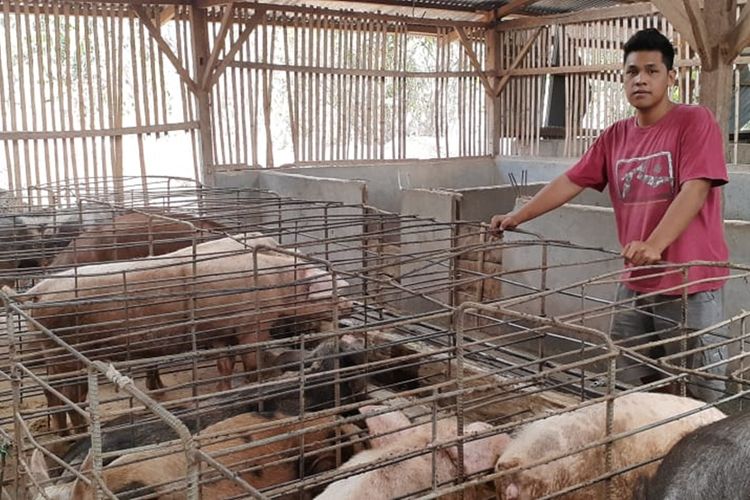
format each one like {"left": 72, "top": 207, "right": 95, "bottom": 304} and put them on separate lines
{"left": 0, "top": 2, "right": 201, "bottom": 205}
{"left": 0, "top": 2, "right": 489, "bottom": 203}
{"left": 497, "top": 5, "right": 750, "bottom": 163}
{"left": 497, "top": 8, "right": 698, "bottom": 158}
{"left": 3, "top": 1, "right": 750, "bottom": 206}
{"left": 209, "top": 6, "right": 488, "bottom": 168}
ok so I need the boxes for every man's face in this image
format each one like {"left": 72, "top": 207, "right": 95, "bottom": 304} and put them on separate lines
{"left": 623, "top": 50, "right": 676, "bottom": 111}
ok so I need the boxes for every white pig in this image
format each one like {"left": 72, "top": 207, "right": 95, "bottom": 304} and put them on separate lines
{"left": 494, "top": 392, "right": 726, "bottom": 500}
{"left": 316, "top": 405, "right": 510, "bottom": 500}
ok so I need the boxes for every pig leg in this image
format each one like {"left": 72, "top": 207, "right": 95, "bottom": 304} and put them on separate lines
{"left": 238, "top": 328, "right": 266, "bottom": 384}
{"left": 146, "top": 369, "right": 166, "bottom": 391}
{"left": 68, "top": 382, "right": 89, "bottom": 434}
{"left": 216, "top": 353, "right": 236, "bottom": 392}
{"left": 45, "top": 388, "right": 70, "bottom": 436}
{"left": 241, "top": 351, "right": 258, "bottom": 383}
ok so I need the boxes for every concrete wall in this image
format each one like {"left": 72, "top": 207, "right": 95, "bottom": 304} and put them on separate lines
{"left": 496, "top": 156, "right": 750, "bottom": 217}
{"left": 496, "top": 156, "right": 575, "bottom": 184}
{"left": 503, "top": 199, "right": 750, "bottom": 345}
{"left": 502, "top": 203, "right": 620, "bottom": 337}
{"left": 269, "top": 157, "right": 498, "bottom": 213}
{"left": 215, "top": 170, "right": 368, "bottom": 290}
{"left": 451, "top": 183, "right": 545, "bottom": 223}
{"left": 724, "top": 171, "right": 750, "bottom": 220}
{"left": 399, "top": 189, "right": 460, "bottom": 313}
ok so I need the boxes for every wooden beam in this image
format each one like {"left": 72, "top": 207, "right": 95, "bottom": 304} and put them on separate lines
{"left": 195, "top": 1, "right": 488, "bottom": 29}
{"left": 200, "top": 2, "right": 236, "bottom": 90}
{"left": 226, "top": 60, "right": 496, "bottom": 78}
{"left": 189, "top": 6, "right": 214, "bottom": 181}
{"left": 130, "top": 4, "right": 199, "bottom": 94}
{"left": 0, "top": 121, "right": 200, "bottom": 141}
{"left": 498, "top": 3, "right": 655, "bottom": 30}
{"left": 205, "top": 10, "right": 264, "bottom": 89}
{"left": 641, "top": 1, "right": 698, "bottom": 52}
{"left": 454, "top": 26, "right": 495, "bottom": 96}
{"left": 159, "top": 5, "right": 176, "bottom": 25}
{"left": 495, "top": 26, "right": 543, "bottom": 97}
{"left": 722, "top": 0, "right": 750, "bottom": 61}
{"left": 495, "top": 0, "right": 539, "bottom": 19}
{"left": 485, "top": 26, "right": 501, "bottom": 156}
{"left": 682, "top": 0, "right": 713, "bottom": 69}
{"left": 700, "top": 0, "right": 737, "bottom": 142}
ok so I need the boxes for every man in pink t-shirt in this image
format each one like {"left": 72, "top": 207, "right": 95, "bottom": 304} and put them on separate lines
{"left": 489, "top": 28, "right": 729, "bottom": 402}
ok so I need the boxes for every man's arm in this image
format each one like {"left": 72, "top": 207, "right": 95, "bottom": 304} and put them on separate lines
{"left": 490, "top": 174, "right": 585, "bottom": 235}
{"left": 622, "top": 179, "right": 712, "bottom": 265}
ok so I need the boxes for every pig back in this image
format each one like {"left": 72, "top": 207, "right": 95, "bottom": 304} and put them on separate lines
{"left": 77, "top": 412, "right": 357, "bottom": 499}
{"left": 494, "top": 392, "right": 726, "bottom": 500}
{"left": 25, "top": 238, "right": 340, "bottom": 364}
{"left": 48, "top": 211, "right": 225, "bottom": 268}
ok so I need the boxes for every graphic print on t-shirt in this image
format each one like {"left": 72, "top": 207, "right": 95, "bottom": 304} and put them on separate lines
{"left": 615, "top": 151, "right": 674, "bottom": 203}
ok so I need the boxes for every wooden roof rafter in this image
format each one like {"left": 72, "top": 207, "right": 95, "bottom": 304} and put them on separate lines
{"left": 454, "top": 26, "right": 495, "bottom": 95}
{"left": 722, "top": 0, "right": 750, "bottom": 61}
{"left": 131, "top": 3, "right": 200, "bottom": 93}
{"left": 194, "top": 0, "right": 488, "bottom": 29}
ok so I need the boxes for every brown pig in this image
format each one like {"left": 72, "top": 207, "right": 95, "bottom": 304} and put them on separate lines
{"left": 30, "top": 411, "right": 365, "bottom": 500}
{"left": 23, "top": 234, "right": 351, "bottom": 434}
{"left": 493, "top": 392, "right": 725, "bottom": 500}
{"left": 47, "top": 211, "right": 225, "bottom": 268}
{"left": 46, "top": 210, "right": 226, "bottom": 391}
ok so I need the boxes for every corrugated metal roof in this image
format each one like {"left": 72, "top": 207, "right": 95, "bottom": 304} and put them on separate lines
{"left": 523, "top": 0, "right": 634, "bottom": 15}
{"left": 321, "top": 0, "right": 639, "bottom": 18}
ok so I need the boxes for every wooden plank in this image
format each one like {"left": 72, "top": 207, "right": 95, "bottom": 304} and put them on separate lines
{"left": 130, "top": 3, "right": 198, "bottom": 94}
{"left": 200, "top": 2, "right": 235, "bottom": 90}
{"left": 0, "top": 121, "right": 202, "bottom": 141}
{"left": 495, "top": 27, "right": 543, "bottom": 97}
{"left": 455, "top": 26, "right": 494, "bottom": 96}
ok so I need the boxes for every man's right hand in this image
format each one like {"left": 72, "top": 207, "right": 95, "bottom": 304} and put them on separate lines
{"left": 489, "top": 213, "right": 521, "bottom": 237}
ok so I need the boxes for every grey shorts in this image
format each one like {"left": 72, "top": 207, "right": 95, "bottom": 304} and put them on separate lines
{"left": 610, "top": 284, "right": 729, "bottom": 402}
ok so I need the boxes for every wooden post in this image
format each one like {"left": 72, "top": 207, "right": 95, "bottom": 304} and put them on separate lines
{"left": 697, "top": 0, "right": 736, "bottom": 140}
{"left": 190, "top": 6, "right": 214, "bottom": 184}
{"left": 485, "top": 25, "right": 501, "bottom": 156}
{"left": 653, "top": 0, "right": 737, "bottom": 140}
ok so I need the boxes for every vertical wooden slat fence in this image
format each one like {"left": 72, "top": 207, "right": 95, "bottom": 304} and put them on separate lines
{"left": 3, "top": 2, "right": 750, "bottom": 206}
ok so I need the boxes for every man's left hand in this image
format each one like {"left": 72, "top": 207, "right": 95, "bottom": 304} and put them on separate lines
{"left": 622, "top": 241, "right": 662, "bottom": 266}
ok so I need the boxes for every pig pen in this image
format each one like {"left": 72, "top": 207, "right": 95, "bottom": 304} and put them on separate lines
{"left": 0, "top": 177, "right": 747, "bottom": 500}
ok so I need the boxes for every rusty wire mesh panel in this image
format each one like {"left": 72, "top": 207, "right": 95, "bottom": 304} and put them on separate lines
{"left": 0, "top": 178, "right": 748, "bottom": 500}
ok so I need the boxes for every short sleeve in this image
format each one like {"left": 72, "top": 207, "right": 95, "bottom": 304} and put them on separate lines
{"left": 679, "top": 106, "right": 728, "bottom": 187}
{"left": 565, "top": 132, "right": 609, "bottom": 192}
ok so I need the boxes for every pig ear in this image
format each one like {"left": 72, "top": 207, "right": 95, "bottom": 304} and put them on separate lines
{"left": 29, "top": 448, "right": 50, "bottom": 485}
{"left": 360, "top": 406, "right": 411, "bottom": 448}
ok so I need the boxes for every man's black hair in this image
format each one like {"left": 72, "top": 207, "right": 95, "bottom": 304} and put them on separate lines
{"left": 623, "top": 28, "right": 675, "bottom": 70}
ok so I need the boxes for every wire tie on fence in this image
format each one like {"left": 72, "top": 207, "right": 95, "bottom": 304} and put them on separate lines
{"left": 105, "top": 364, "right": 133, "bottom": 389}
